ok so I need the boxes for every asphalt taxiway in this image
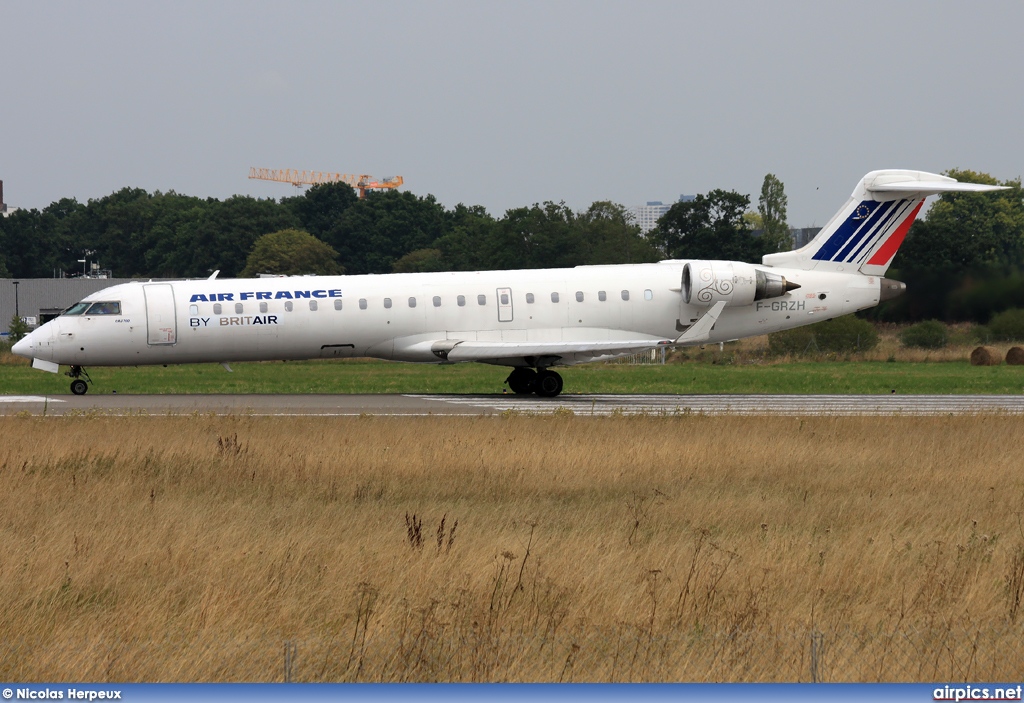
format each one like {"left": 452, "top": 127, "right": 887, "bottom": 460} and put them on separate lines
{"left": 3, "top": 393, "right": 1024, "bottom": 416}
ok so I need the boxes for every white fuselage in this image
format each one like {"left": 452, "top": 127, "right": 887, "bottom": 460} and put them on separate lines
{"left": 17, "top": 261, "right": 881, "bottom": 369}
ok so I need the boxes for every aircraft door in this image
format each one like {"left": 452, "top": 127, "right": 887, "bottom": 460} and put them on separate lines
{"left": 496, "top": 287, "right": 513, "bottom": 322}
{"left": 144, "top": 284, "right": 177, "bottom": 345}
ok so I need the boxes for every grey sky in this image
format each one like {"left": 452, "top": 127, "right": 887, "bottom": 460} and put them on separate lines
{"left": 2, "top": 1, "right": 1021, "bottom": 228}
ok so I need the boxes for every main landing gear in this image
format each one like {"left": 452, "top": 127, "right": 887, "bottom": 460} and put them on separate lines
{"left": 505, "top": 367, "right": 564, "bottom": 398}
{"left": 66, "top": 365, "right": 92, "bottom": 395}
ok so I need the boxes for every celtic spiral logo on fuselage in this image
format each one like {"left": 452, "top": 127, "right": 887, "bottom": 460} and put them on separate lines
{"left": 696, "top": 265, "right": 732, "bottom": 303}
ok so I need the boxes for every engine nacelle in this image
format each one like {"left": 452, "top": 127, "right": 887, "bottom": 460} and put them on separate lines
{"left": 682, "top": 261, "right": 799, "bottom": 307}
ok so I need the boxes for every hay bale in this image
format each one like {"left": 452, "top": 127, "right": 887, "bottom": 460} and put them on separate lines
{"left": 970, "top": 346, "right": 1001, "bottom": 366}
{"left": 1007, "top": 346, "right": 1024, "bottom": 365}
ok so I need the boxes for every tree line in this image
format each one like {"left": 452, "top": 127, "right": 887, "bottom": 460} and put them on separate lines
{"left": 0, "top": 185, "right": 663, "bottom": 280}
{"left": 0, "top": 174, "right": 792, "bottom": 279}
{"left": 2, "top": 170, "right": 1021, "bottom": 323}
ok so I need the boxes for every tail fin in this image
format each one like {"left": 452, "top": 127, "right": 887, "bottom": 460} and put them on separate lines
{"left": 762, "top": 169, "right": 1006, "bottom": 276}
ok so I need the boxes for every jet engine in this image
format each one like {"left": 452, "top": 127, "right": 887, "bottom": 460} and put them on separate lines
{"left": 682, "top": 261, "right": 800, "bottom": 307}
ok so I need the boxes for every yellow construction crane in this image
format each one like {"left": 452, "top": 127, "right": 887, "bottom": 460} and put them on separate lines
{"left": 248, "top": 167, "right": 404, "bottom": 199}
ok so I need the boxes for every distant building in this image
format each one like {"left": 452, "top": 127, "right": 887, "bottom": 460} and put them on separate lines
{"left": 0, "top": 179, "right": 15, "bottom": 217}
{"left": 790, "top": 227, "right": 821, "bottom": 250}
{"left": 632, "top": 195, "right": 695, "bottom": 234}
{"left": 751, "top": 226, "right": 823, "bottom": 251}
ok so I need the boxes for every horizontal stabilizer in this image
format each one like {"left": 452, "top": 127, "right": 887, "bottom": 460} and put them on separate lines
{"left": 869, "top": 180, "right": 1007, "bottom": 194}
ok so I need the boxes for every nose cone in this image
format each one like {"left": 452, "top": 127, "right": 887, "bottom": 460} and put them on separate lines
{"left": 11, "top": 333, "right": 33, "bottom": 358}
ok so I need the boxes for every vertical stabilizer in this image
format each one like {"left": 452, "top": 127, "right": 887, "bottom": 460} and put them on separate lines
{"left": 762, "top": 170, "right": 1006, "bottom": 276}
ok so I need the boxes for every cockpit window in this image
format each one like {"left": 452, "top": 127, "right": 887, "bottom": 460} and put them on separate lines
{"left": 84, "top": 301, "right": 121, "bottom": 315}
{"left": 62, "top": 302, "right": 92, "bottom": 316}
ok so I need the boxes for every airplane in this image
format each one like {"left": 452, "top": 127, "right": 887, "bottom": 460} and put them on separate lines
{"left": 11, "top": 169, "right": 1005, "bottom": 397}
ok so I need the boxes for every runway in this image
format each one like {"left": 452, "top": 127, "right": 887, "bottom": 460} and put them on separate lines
{"left": 3, "top": 393, "right": 1024, "bottom": 416}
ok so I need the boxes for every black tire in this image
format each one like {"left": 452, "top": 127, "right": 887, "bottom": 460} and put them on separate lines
{"left": 535, "top": 370, "right": 563, "bottom": 398}
{"left": 506, "top": 368, "right": 537, "bottom": 394}
{"left": 70, "top": 379, "right": 88, "bottom": 396}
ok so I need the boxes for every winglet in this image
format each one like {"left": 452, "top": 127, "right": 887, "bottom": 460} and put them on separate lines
{"left": 675, "top": 301, "right": 726, "bottom": 345}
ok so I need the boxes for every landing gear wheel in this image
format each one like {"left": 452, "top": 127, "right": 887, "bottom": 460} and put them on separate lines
{"left": 66, "top": 365, "right": 92, "bottom": 395}
{"left": 535, "top": 370, "right": 563, "bottom": 398}
{"left": 505, "top": 368, "right": 537, "bottom": 394}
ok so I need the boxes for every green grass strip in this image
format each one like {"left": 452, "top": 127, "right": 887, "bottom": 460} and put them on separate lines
{"left": 2, "top": 359, "right": 1023, "bottom": 395}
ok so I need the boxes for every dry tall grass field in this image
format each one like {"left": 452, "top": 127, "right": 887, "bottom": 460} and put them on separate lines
{"left": 3, "top": 414, "right": 1024, "bottom": 682}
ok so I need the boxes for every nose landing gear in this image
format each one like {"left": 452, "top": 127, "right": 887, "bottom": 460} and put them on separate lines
{"left": 66, "top": 365, "right": 92, "bottom": 395}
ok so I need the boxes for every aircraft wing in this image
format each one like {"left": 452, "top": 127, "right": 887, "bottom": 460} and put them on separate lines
{"left": 443, "top": 339, "right": 672, "bottom": 364}
{"left": 436, "top": 302, "right": 726, "bottom": 363}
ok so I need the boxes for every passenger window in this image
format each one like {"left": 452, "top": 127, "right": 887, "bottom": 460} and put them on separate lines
{"left": 309, "top": 300, "right": 318, "bottom": 311}
{"left": 384, "top": 298, "right": 392, "bottom": 309}
{"left": 285, "top": 301, "right": 294, "bottom": 312}
{"left": 477, "top": 294, "right": 486, "bottom": 305}
{"left": 621, "top": 290, "right": 630, "bottom": 301}
{"left": 575, "top": 291, "right": 584, "bottom": 302}
{"left": 359, "top": 298, "right": 367, "bottom": 310}
{"left": 526, "top": 293, "right": 535, "bottom": 304}
{"left": 598, "top": 291, "right": 607, "bottom": 302}
{"left": 409, "top": 297, "right": 416, "bottom": 308}
{"left": 500, "top": 293, "right": 509, "bottom": 305}
{"left": 189, "top": 304, "right": 199, "bottom": 316}
{"left": 644, "top": 289, "right": 653, "bottom": 300}
{"left": 433, "top": 296, "right": 441, "bottom": 307}
{"left": 85, "top": 301, "right": 121, "bottom": 315}
{"left": 235, "top": 303, "right": 243, "bottom": 314}
{"left": 260, "top": 302, "right": 269, "bottom": 313}
{"left": 551, "top": 292, "right": 559, "bottom": 303}
{"left": 457, "top": 295, "right": 466, "bottom": 307}
{"left": 334, "top": 299, "right": 343, "bottom": 311}
{"left": 213, "top": 303, "right": 222, "bottom": 315}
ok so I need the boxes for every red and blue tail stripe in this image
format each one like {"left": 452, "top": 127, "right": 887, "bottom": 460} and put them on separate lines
{"left": 863, "top": 200, "right": 923, "bottom": 267}
{"left": 810, "top": 198, "right": 923, "bottom": 267}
